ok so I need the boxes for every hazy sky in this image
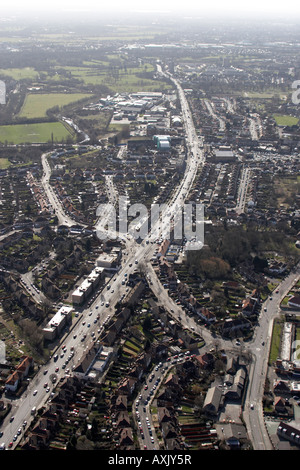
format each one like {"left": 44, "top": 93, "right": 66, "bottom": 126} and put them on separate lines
{"left": 2, "top": 0, "right": 300, "bottom": 17}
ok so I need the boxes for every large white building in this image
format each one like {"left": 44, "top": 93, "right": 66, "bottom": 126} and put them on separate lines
{"left": 72, "top": 267, "right": 105, "bottom": 305}
{"left": 43, "top": 306, "right": 73, "bottom": 341}
{"left": 96, "top": 249, "right": 121, "bottom": 271}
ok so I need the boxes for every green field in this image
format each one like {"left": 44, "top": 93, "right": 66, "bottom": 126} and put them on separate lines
{"left": 18, "top": 93, "right": 92, "bottom": 119}
{"left": 0, "top": 67, "right": 39, "bottom": 80}
{"left": 0, "top": 122, "right": 75, "bottom": 144}
{"left": 0, "top": 158, "right": 11, "bottom": 169}
{"left": 273, "top": 114, "right": 299, "bottom": 127}
{"left": 52, "top": 64, "right": 171, "bottom": 93}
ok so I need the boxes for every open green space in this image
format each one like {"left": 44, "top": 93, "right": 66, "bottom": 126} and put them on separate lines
{"left": 0, "top": 122, "right": 75, "bottom": 144}
{"left": 51, "top": 63, "right": 170, "bottom": 93}
{"left": 0, "top": 158, "right": 11, "bottom": 169}
{"left": 0, "top": 67, "right": 39, "bottom": 80}
{"left": 269, "top": 318, "right": 284, "bottom": 365}
{"left": 18, "top": 93, "right": 92, "bottom": 119}
{"left": 273, "top": 114, "right": 299, "bottom": 127}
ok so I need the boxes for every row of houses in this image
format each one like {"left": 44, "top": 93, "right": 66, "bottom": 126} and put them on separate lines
{"left": 5, "top": 356, "right": 34, "bottom": 393}
{"left": 203, "top": 358, "right": 247, "bottom": 416}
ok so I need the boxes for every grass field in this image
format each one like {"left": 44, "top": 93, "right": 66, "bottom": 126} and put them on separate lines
{"left": 52, "top": 64, "right": 171, "bottom": 93}
{"left": 0, "top": 122, "right": 75, "bottom": 144}
{"left": 273, "top": 114, "right": 299, "bottom": 126}
{"left": 0, "top": 158, "right": 11, "bottom": 169}
{"left": 18, "top": 93, "right": 92, "bottom": 119}
{"left": 0, "top": 67, "right": 39, "bottom": 80}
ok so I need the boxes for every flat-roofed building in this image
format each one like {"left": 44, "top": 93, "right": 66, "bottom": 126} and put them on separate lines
{"left": 72, "top": 267, "right": 105, "bottom": 305}
{"left": 43, "top": 306, "right": 73, "bottom": 341}
{"left": 96, "top": 252, "right": 120, "bottom": 271}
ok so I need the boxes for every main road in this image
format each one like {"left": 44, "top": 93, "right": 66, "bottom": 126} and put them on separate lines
{"left": 243, "top": 264, "right": 300, "bottom": 450}
{"left": 1, "top": 66, "right": 204, "bottom": 450}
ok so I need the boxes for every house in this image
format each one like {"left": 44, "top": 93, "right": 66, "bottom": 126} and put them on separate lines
{"left": 195, "top": 353, "right": 214, "bottom": 369}
{"left": 274, "top": 397, "right": 288, "bottom": 414}
{"left": 277, "top": 421, "right": 300, "bottom": 447}
{"left": 5, "top": 356, "right": 34, "bottom": 393}
{"left": 221, "top": 423, "right": 248, "bottom": 448}
{"left": 115, "top": 411, "right": 131, "bottom": 428}
{"left": 226, "top": 357, "right": 239, "bottom": 375}
{"left": 288, "top": 296, "right": 300, "bottom": 309}
{"left": 161, "top": 422, "right": 178, "bottom": 440}
{"left": 117, "top": 377, "right": 137, "bottom": 396}
{"left": 224, "top": 368, "right": 247, "bottom": 400}
{"left": 222, "top": 317, "right": 252, "bottom": 336}
{"left": 203, "top": 386, "right": 222, "bottom": 416}
{"left": 157, "top": 407, "right": 174, "bottom": 425}
{"left": 273, "top": 380, "right": 290, "bottom": 396}
{"left": 113, "top": 395, "right": 128, "bottom": 412}
{"left": 119, "top": 428, "right": 134, "bottom": 448}
{"left": 197, "top": 307, "right": 216, "bottom": 324}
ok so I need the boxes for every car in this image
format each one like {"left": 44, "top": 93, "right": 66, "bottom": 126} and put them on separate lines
{"left": 43, "top": 369, "right": 48, "bottom": 375}
{"left": 23, "top": 421, "right": 27, "bottom": 428}
{"left": 250, "top": 403, "right": 254, "bottom": 409}
{"left": 55, "top": 367, "right": 59, "bottom": 372}
{"left": 33, "top": 390, "right": 38, "bottom": 396}
{"left": 44, "top": 383, "right": 48, "bottom": 388}
{"left": 8, "top": 442, "right": 13, "bottom": 448}
{"left": 46, "top": 387, "right": 50, "bottom": 393}
{"left": 17, "top": 428, "right": 22, "bottom": 435}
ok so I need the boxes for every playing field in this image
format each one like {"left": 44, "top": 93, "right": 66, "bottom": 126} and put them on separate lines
{"left": 0, "top": 122, "right": 75, "bottom": 144}
{"left": 273, "top": 114, "right": 299, "bottom": 127}
{"left": 18, "top": 93, "right": 92, "bottom": 119}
